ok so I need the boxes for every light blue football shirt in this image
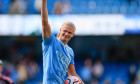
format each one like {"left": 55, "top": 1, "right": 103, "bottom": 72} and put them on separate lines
{"left": 42, "top": 34, "right": 75, "bottom": 84}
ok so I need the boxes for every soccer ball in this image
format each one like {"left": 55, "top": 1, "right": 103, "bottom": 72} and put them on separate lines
{"left": 65, "top": 76, "right": 81, "bottom": 84}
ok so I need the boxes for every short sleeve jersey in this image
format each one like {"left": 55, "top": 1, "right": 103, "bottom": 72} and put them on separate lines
{"left": 42, "top": 34, "right": 75, "bottom": 84}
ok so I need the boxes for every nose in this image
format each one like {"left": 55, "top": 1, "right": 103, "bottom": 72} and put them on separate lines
{"left": 65, "top": 32, "right": 69, "bottom": 35}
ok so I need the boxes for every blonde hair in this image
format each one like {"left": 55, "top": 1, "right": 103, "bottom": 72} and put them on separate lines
{"left": 57, "top": 21, "right": 76, "bottom": 37}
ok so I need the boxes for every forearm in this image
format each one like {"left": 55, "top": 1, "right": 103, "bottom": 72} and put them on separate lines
{"left": 41, "top": 0, "right": 48, "bottom": 23}
{"left": 67, "top": 64, "right": 84, "bottom": 84}
{"left": 41, "top": 0, "right": 51, "bottom": 38}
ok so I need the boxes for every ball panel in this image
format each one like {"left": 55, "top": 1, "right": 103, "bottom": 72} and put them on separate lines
{"left": 65, "top": 76, "right": 81, "bottom": 84}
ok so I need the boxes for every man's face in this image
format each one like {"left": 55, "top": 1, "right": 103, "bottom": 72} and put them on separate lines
{"left": 59, "top": 25, "right": 75, "bottom": 43}
{"left": 0, "top": 65, "right": 3, "bottom": 73}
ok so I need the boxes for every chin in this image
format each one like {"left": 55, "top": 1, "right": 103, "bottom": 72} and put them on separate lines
{"left": 63, "top": 39, "right": 69, "bottom": 42}
{"left": 62, "top": 37, "right": 70, "bottom": 42}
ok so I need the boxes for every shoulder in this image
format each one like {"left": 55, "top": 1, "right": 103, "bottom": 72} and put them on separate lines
{"left": 42, "top": 34, "right": 58, "bottom": 46}
{"left": 66, "top": 45, "right": 74, "bottom": 55}
{"left": 2, "top": 76, "right": 13, "bottom": 84}
{"left": 42, "top": 34, "right": 56, "bottom": 41}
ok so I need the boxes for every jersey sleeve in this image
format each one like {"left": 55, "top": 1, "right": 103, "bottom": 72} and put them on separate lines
{"left": 70, "top": 49, "right": 75, "bottom": 64}
{"left": 42, "top": 34, "right": 55, "bottom": 52}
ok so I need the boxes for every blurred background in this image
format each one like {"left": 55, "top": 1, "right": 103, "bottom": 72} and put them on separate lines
{"left": 0, "top": 0, "right": 140, "bottom": 84}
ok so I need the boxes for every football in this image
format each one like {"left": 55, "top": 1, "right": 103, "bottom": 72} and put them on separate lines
{"left": 65, "top": 76, "right": 81, "bottom": 84}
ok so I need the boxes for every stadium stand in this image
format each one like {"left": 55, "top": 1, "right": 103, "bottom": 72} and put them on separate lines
{"left": 0, "top": 0, "right": 140, "bottom": 14}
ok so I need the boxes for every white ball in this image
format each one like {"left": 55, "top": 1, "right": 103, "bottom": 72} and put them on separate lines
{"left": 65, "top": 76, "right": 81, "bottom": 84}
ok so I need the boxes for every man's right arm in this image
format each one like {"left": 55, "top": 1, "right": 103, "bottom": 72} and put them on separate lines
{"left": 41, "top": 0, "right": 51, "bottom": 38}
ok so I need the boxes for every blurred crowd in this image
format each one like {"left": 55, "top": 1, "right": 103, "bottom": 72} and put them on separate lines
{"left": 0, "top": 0, "right": 140, "bottom": 14}
{"left": 0, "top": 37, "right": 42, "bottom": 84}
{"left": 3, "top": 57, "right": 41, "bottom": 84}
{"left": 79, "top": 58, "right": 140, "bottom": 84}
{"left": 1, "top": 58, "right": 140, "bottom": 84}
{"left": 0, "top": 0, "right": 70, "bottom": 14}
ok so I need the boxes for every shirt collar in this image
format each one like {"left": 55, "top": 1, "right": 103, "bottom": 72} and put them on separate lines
{"left": 57, "top": 37, "right": 68, "bottom": 47}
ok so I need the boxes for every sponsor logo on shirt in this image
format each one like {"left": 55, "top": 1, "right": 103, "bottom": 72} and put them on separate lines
{"left": 56, "top": 51, "right": 71, "bottom": 77}
{"left": 56, "top": 51, "right": 71, "bottom": 68}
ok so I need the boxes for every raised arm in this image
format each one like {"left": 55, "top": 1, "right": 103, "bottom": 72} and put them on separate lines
{"left": 41, "top": 0, "right": 51, "bottom": 38}
{"left": 67, "top": 64, "right": 84, "bottom": 84}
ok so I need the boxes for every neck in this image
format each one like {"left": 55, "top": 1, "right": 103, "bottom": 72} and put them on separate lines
{"left": 62, "top": 40, "right": 67, "bottom": 45}
{"left": 57, "top": 37, "right": 67, "bottom": 45}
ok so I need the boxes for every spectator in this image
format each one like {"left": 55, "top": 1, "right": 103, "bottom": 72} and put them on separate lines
{"left": 80, "top": 58, "right": 92, "bottom": 84}
{"left": 0, "top": 60, "right": 14, "bottom": 84}
{"left": 52, "top": 0, "right": 71, "bottom": 15}
{"left": 128, "top": 64, "right": 136, "bottom": 84}
{"left": 61, "top": 0, "right": 71, "bottom": 14}
{"left": 34, "top": 0, "right": 41, "bottom": 14}
{"left": 26, "top": 59, "right": 39, "bottom": 80}
{"left": 16, "top": 60, "right": 28, "bottom": 84}
{"left": 91, "top": 60, "right": 104, "bottom": 81}
{"left": 52, "top": 1, "right": 63, "bottom": 14}
{"left": 135, "top": 60, "right": 140, "bottom": 84}
{"left": 9, "top": 0, "right": 28, "bottom": 14}
{"left": 5, "top": 61, "right": 19, "bottom": 83}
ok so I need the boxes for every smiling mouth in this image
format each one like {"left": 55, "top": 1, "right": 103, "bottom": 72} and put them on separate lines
{"left": 64, "top": 36, "right": 68, "bottom": 38}
{"left": 64, "top": 36, "right": 69, "bottom": 39}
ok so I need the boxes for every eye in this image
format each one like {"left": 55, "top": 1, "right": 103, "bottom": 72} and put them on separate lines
{"left": 63, "top": 30, "right": 67, "bottom": 32}
{"left": 69, "top": 32, "right": 72, "bottom": 34}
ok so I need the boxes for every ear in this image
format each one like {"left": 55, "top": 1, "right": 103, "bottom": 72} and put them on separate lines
{"left": 72, "top": 33, "right": 75, "bottom": 37}
{"left": 60, "top": 28, "right": 62, "bottom": 31}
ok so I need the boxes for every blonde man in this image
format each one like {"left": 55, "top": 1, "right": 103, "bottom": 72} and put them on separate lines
{"left": 41, "top": 0, "right": 84, "bottom": 84}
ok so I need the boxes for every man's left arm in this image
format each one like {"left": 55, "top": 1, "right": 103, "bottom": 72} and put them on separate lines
{"left": 67, "top": 64, "right": 84, "bottom": 84}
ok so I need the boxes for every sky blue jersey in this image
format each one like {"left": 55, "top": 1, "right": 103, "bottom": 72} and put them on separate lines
{"left": 42, "top": 34, "right": 75, "bottom": 84}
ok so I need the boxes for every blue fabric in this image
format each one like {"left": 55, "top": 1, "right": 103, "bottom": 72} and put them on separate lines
{"left": 42, "top": 34, "right": 74, "bottom": 84}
